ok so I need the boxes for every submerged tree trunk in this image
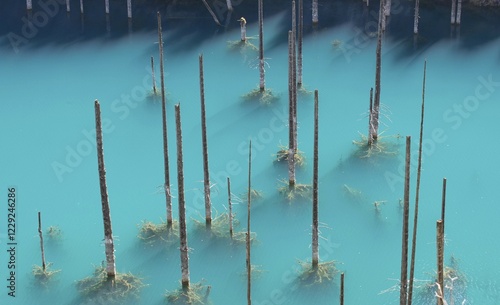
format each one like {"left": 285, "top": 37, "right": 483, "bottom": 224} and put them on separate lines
{"left": 226, "top": 0, "right": 233, "bottom": 11}
{"left": 407, "top": 60, "right": 426, "bottom": 305}
{"left": 199, "top": 54, "right": 212, "bottom": 227}
{"left": 441, "top": 178, "right": 447, "bottom": 232}
{"left": 287, "top": 31, "right": 296, "bottom": 188}
{"left": 105, "top": 0, "right": 109, "bottom": 14}
{"left": 413, "top": 0, "right": 420, "bottom": 34}
{"left": 312, "top": 0, "right": 318, "bottom": 24}
{"left": 27, "top": 0, "right": 32, "bottom": 10}
{"left": 258, "top": 0, "right": 265, "bottom": 91}
{"left": 80, "top": 0, "right": 84, "bottom": 14}
{"left": 239, "top": 17, "right": 247, "bottom": 41}
{"left": 340, "top": 272, "right": 345, "bottom": 305}
{"left": 456, "top": 0, "right": 462, "bottom": 24}
{"left": 228, "top": 177, "right": 233, "bottom": 238}
{"left": 400, "top": 136, "right": 411, "bottom": 305}
{"left": 94, "top": 100, "right": 116, "bottom": 279}
{"left": 175, "top": 104, "right": 190, "bottom": 290}
{"left": 368, "top": 87, "right": 375, "bottom": 146}
{"left": 246, "top": 141, "right": 252, "bottom": 305}
{"left": 370, "top": 0, "right": 384, "bottom": 144}
{"left": 201, "top": 0, "right": 222, "bottom": 26}
{"left": 38, "top": 212, "right": 46, "bottom": 271}
{"left": 127, "top": 0, "right": 132, "bottom": 18}
{"left": 157, "top": 12, "right": 173, "bottom": 226}
{"left": 436, "top": 219, "right": 445, "bottom": 305}
{"left": 297, "top": 0, "right": 304, "bottom": 87}
{"left": 151, "top": 56, "right": 157, "bottom": 95}
{"left": 312, "top": 90, "right": 319, "bottom": 268}
{"left": 451, "top": 0, "right": 457, "bottom": 24}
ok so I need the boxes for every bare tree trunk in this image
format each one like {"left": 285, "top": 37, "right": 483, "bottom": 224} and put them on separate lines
{"left": 239, "top": 17, "right": 247, "bottom": 41}
{"left": 400, "top": 136, "right": 411, "bottom": 305}
{"left": 105, "top": 0, "right": 109, "bottom": 14}
{"left": 201, "top": 0, "right": 222, "bottom": 25}
{"left": 66, "top": 0, "right": 70, "bottom": 12}
{"left": 38, "top": 212, "right": 46, "bottom": 271}
{"left": 413, "top": 0, "right": 420, "bottom": 34}
{"left": 311, "top": 90, "right": 319, "bottom": 268}
{"left": 246, "top": 141, "right": 252, "bottom": 305}
{"left": 157, "top": 12, "right": 173, "bottom": 226}
{"left": 127, "top": 0, "right": 132, "bottom": 18}
{"left": 312, "top": 0, "right": 318, "bottom": 24}
{"left": 436, "top": 220, "right": 445, "bottom": 305}
{"left": 340, "top": 272, "right": 345, "bottom": 305}
{"left": 370, "top": 0, "right": 384, "bottom": 144}
{"left": 94, "top": 100, "right": 116, "bottom": 279}
{"left": 384, "top": 0, "right": 391, "bottom": 16}
{"left": 292, "top": 3, "right": 298, "bottom": 152}
{"left": 368, "top": 87, "right": 374, "bottom": 146}
{"left": 407, "top": 60, "right": 426, "bottom": 305}
{"left": 258, "top": 0, "right": 265, "bottom": 91}
{"left": 441, "top": 178, "right": 447, "bottom": 232}
{"left": 451, "top": 0, "right": 456, "bottom": 24}
{"left": 297, "top": 0, "right": 304, "bottom": 87}
{"left": 175, "top": 104, "right": 190, "bottom": 290}
{"left": 226, "top": 0, "right": 233, "bottom": 11}
{"left": 227, "top": 177, "right": 233, "bottom": 238}
{"left": 287, "top": 31, "right": 296, "bottom": 188}
{"left": 151, "top": 56, "right": 157, "bottom": 95}
{"left": 80, "top": 0, "right": 84, "bottom": 14}
{"left": 27, "top": 0, "right": 32, "bottom": 10}
{"left": 199, "top": 54, "right": 212, "bottom": 227}
{"left": 456, "top": 0, "right": 462, "bottom": 24}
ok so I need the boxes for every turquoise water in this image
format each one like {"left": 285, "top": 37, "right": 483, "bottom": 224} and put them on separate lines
{"left": 2, "top": 1, "right": 500, "bottom": 305}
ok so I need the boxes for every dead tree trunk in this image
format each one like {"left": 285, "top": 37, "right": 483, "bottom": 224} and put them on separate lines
{"left": 175, "top": 104, "right": 190, "bottom": 290}
{"left": 456, "top": 0, "right": 462, "bottom": 25}
{"left": 151, "top": 56, "right": 157, "bottom": 95}
{"left": 441, "top": 178, "right": 447, "bottom": 232}
{"left": 127, "top": 0, "right": 132, "bottom": 18}
{"left": 157, "top": 12, "right": 173, "bottom": 226}
{"left": 312, "top": 0, "right": 318, "bottom": 24}
{"left": 199, "top": 54, "right": 212, "bottom": 227}
{"left": 368, "top": 87, "right": 375, "bottom": 145}
{"left": 226, "top": 0, "right": 233, "bottom": 11}
{"left": 239, "top": 17, "right": 247, "bottom": 41}
{"left": 27, "top": 0, "right": 32, "bottom": 10}
{"left": 201, "top": 0, "right": 222, "bottom": 25}
{"left": 312, "top": 90, "right": 319, "bottom": 268}
{"left": 287, "top": 30, "right": 296, "bottom": 188}
{"left": 340, "top": 272, "right": 345, "bottom": 305}
{"left": 413, "top": 0, "right": 420, "bottom": 34}
{"left": 227, "top": 177, "right": 233, "bottom": 238}
{"left": 436, "top": 219, "right": 445, "bottom": 305}
{"left": 297, "top": 0, "right": 304, "bottom": 87}
{"left": 400, "top": 136, "right": 411, "bottom": 305}
{"left": 451, "top": 0, "right": 457, "bottom": 24}
{"left": 370, "top": 0, "right": 384, "bottom": 145}
{"left": 407, "top": 60, "right": 426, "bottom": 305}
{"left": 246, "top": 141, "right": 252, "bottom": 305}
{"left": 105, "top": 0, "right": 109, "bottom": 14}
{"left": 38, "top": 212, "right": 46, "bottom": 271}
{"left": 258, "top": 0, "right": 265, "bottom": 91}
{"left": 94, "top": 100, "right": 116, "bottom": 279}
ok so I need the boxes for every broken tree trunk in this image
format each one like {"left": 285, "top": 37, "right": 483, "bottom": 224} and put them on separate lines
{"left": 199, "top": 54, "right": 212, "bottom": 227}
{"left": 441, "top": 178, "right": 447, "bottom": 232}
{"left": 370, "top": 0, "right": 384, "bottom": 145}
{"left": 157, "top": 12, "right": 173, "bottom": 226}
{"left": 400, "top": 136, "right": 411, "bottom": 305}
{"left": 246, "top": 141, "right": 252, "bottom": 305}
{"left": 288, "top": 30, "right": 296, "bottom": 188}
{"left": 228, "top": 177, "right": 233, "bottom": 238}
{"left": 258, "top": 0, "right": 265, "bottom": 91}
{"left": 407, "top": 60, "right": 426, "bottom": 305}
{"left": 95, "top": 100, "right": 116, "bottom": 279}
{"left": 340, "top": 272, "right": 345, "bottom": 305}
{"left": 436, "top": 219, "right": 445, "bottom": 305}
{"left": 38, "top": 212, "right": 46, "bottom": 271}
{"left": 175, "top": 104, "right": 190, "bottom": 290}
{"left": 239, "top": 17, "right": 247, "bottom": 41}
{"left": 312, "top": 90, "right": 319, "bottom": 268}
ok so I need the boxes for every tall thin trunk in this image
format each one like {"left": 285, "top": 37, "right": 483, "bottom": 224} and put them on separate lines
{"left": 441, "top": 178, "right": 447, "bottom": 232}
{"left": 175, "top": 104, "right": 190, "bottom": 290}
{"left": 201, "top": 0, "right": 222, "bottom": 25}
{"left": 368, "top": 87, "right": 374, "bottom": 146}
{"left": 340, "top": 272, "right": 345, "bottom": 305}
{"left": 292, "top": 3, "right": 298, "bottom": 152}
{"left": 413, "top": 0, "right": 420, "bottom": 34}
{"left": 456, "top": 0, "right": 462, "bottom": 25}
{"left": 199, "top": 54, "right": 212, "bottom": 227}
{"left": 287, "top": 31, "right": 296, "bottom": 188}
{"left": 451, "top": 0, "right": 457, "bottom": 24}
{"left": 105, "top": 0, "right": 109, "bottom": 14}
{"left": 94, "top": 100, "right": 116, "bottom": 279}
{"left": 312, "top": 0, "right": 318, "bottom": 24}
{"left": 227, "top": 177, "right": 233, "bottom": 238}
{"left": 127, "top": 0, "right": 132, "bottom": 18}
{"left": 436, "top": 220, "right": 445, "bottom": 305}
{"left": 371, "top": 0, "right": 384, "bottom": 144}
{"left": 226, "top": 0, "right": 233, "bottom": 11}
{"left": 311, "top": 90, "right": 319, "bottom": 268}
{"left": 246, "top": 141, "right": 252, "bottom": 305}
{"left": 38, "top": 212, "right": 46, "bottom": 271}
{"left": 384, "top": 0, "right": 391, "bottom": 16}
{"left": 158, "top": 12, "right": 173, "bottom": 226}
{"left": 407, "top": 60, "right": 426, "bottom": 305}
{"left": 297, "top": 0, "right": 304, "bottom": 87}
{"left": 258, "top": 0, "right": 265, "bottom": 91}
{"left": 400, "top": 136, "right": 411, "bottom": 305}
{"left": 80, "top": 0, "right": 84, "bottom": 14}
{"left": 151, "top": 56, "right": 157, "bottom": 95}
{"left": 66, "top": 0, "right": 70, "bottom": 12}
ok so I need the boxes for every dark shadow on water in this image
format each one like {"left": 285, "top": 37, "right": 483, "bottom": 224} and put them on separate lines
{"left": 1, "top": 0, "right": 499, "bottom": 57}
